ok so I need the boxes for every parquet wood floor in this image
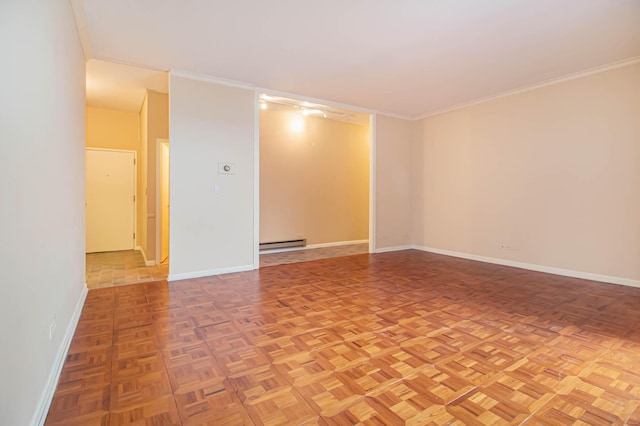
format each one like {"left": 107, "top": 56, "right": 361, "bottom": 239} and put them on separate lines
{"left": 46, "top": 250, "right": 640, "bottom": 425}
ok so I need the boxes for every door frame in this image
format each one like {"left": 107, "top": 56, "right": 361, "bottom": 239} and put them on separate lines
{"left": 155, "top": 138, "right": 170, "bottom": 266}
{"left": 252, "top": 90, "right": 377, "bottom": 270}
{"left": 85, "top": 147, "right": 137, "bottom": 252}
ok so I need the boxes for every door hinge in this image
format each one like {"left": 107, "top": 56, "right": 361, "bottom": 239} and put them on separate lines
{"left": 133, "top": 195, "right": 136, "bottom": 202}
{"left": 133, "top": 158, "right": 136, "bottom": 165}
{"left": 133, "top": 232, "right": 136, "bottom": 239}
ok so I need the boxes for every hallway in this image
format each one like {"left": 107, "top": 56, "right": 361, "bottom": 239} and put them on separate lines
{"left": 86, "top": 250, "right": 168, "bottom": 288}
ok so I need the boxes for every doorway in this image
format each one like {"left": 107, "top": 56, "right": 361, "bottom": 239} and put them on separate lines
{"left": 86, "top": 148, "right": 136, "bottom": 253}
{"left": 258, "top": 95, "right": 371, "bottom": 267}
{"left": 157, "top": 139, "right": 170, "bottom": 264}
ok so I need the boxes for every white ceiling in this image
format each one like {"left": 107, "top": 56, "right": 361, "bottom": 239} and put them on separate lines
{"left": 86, "top": 59, "right": 168, "bottom": 112}
{"left": 79, "top": 0, "right": 640, "bottom": 118}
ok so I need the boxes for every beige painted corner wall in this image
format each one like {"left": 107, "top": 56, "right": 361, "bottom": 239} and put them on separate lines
{"left": 417, "top": 62, "right": 640, "bottom": 281}
{"left": 169, "top": 76, "right": 255, "bottom": 278}
{"left": 410, "top": 121, "right": 424, "bottom": 247}
{"left": 260, "top": 110, "right": 369, "bottom": 246}
{"left": 139, "top": 95, "right": 149, "bottom": 252}
{"left": 374, "top": 114, "right": 419, "bottom": 250}
{"left": 0, "top": 0, "right": 86, "bottom": 423}
{"left": 138, "top": 91, "right": 169, "bottom": 262}
{"left": 86, "top": 107, "right": 139, "bottom": 151}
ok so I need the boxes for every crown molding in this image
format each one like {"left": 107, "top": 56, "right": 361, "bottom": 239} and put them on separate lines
{"left": 69, "top": 0, "right": 93, "bottom": 60}
{"left": 170, "top": 69, "right": 256, "bottom": 91}
{"left": 415, "top": 56, "right": 640, "bottom": 121}
{"left": 258, "top": 87, "right": 377, "bottom": 115}
{"left": 169, "top": 69, "right": 383, "bottom": 117}
{"left": 374, "top": 111, "right": 415, "bottom": 121}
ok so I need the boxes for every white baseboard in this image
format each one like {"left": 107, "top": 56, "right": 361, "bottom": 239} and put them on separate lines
{"left": 168, "top": 264, "right": 254, "bottom": 282}
{"left": 374, "top": 245, "right": 414, "bottom": 254}
{"left": 413, "top": 245, "right": 640, "bottom": 288}
{"left": 135, "top": 246, "right": 156, "bottom": 266}
{"left": 31, "top": 284, "right": 88, "bottom": 426}
{"left": 260, "top": 239, "right": 368, "bottom": 255}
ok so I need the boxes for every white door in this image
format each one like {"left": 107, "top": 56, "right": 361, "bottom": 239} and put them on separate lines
{"left": 86, "top": 149, "right": 136, "bottom": 253}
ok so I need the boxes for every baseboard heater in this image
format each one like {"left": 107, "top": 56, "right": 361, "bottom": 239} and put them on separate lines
{"left": 259, "top": 239, "right": 307, "bottom": 250}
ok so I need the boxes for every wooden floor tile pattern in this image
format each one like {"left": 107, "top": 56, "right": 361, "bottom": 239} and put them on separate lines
{"left": 47, "top": 250, "right": 640, "bottom": 425}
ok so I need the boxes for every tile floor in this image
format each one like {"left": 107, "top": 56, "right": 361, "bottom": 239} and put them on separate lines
{"left": 49, "top": 250, "right": 640, "bottom": 425}
{"left": 86, "top": 250, "right": 168, "bottom": 288}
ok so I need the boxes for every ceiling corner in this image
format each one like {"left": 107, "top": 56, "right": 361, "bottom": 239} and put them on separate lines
{"left": 70, "top": 0, "right": 93, "bottom": 60}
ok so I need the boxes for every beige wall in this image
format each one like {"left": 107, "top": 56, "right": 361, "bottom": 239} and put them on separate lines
{"left": 417, "top": 63, "right": 640, "bottom": 281}
{"left": 139, "top": 95, "right": 148, "bottom": 252}
{"left": 375, "top": 114, "right": 418, "bottom": 250}
{"left": 0, "top": 0, "right": 86, "bottom": 423}
{"left": 169, "top": 76, "right": 255, "bottom": 278}
{"left": 145, "top": 91, "right": 169, "bottom": 262}
{"left": 410, "top": 120, "right": 424, "bottom": 247}
{"left": 137, "top": 91, "right": 169, "bottom": 262}
{"left": 260, "top": 110, "right": 369, "bottom": 245}
{"left": 86, "top": 107, "right": 139, "bottom": 151}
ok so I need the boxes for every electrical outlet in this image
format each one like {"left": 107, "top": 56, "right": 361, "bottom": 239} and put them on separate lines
{"left": 49, "top": 316, "right": 57, "bottom": 341}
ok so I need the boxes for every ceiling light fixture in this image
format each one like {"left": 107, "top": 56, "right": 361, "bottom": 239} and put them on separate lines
{"left": 290, "top": 116, "right": 305, "bottom": 132}
{"left": 258, "top": 94, "right": 366, "bottom": 125}
{"left": 302, "top": 109, "right": 323, "bottom": 116}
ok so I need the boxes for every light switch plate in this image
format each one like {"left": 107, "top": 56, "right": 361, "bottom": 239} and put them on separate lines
{"left": 218, "top": 162, "right": 235, "bottom": 174}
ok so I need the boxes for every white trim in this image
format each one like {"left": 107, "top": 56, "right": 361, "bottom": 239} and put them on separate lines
{"left": 89, "top": 58, "right": 168, "bottom": 78}
{"left": 170, "top": 69, "right": 256, "bottom": 91}
{"left": 85, "top": 147, "right": 136, "bottom": 153}
{"left": 415, "top": 56, "right": 640, "bottom": 121}
{"left": 31, "top": 284, "right": 88, "bottom": 426}
{"left": 413, "top": 246, "right": 640, "bottom": 289}
{"left": 167, "top": 78, "right": 172, "bottom": 278}
{"left": 375, "top": 245, "right": 414, "bottom": 254}
{"left": 375, "top": 111, "right": 414, "bottom": 121}
{"left": 168, "top": 264, "right": 254, "bottom": 281}
{"left": 253, "top": 91, "right": 261, "bottom": 270}
{"left": 260, "top": 239, "right": 369, "bottom": 255}
{"left": 155, "top": 139, "right": 170, "bottom": 266}
{"left": 69, "top": 0, "right": 93, "bottom": 60}
{"left": 170, "top": 69, "right": 376, "bottom": 116}
{"left": 368, "top": 114, "right": 377, "bottom": 254}
{"left": 258, "top": 88, "right": 376, "bottom": 116}
{"left": 135, "top": 246, "right": 155, "bottom": 266}
{"left": 308, "top": 239, "right": 368, "bottom": 249}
